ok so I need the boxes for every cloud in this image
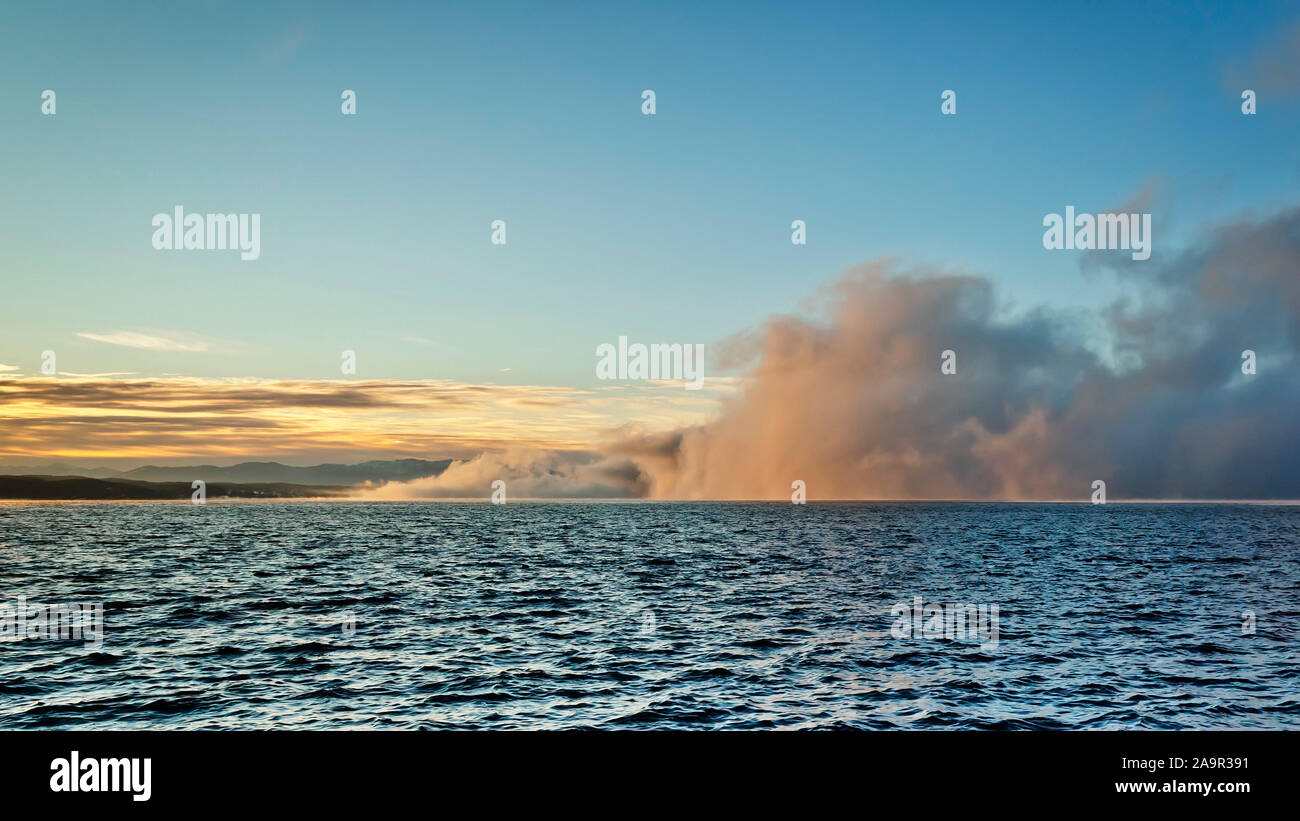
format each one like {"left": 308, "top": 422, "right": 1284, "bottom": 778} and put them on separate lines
{"left": 15, "top": 198, "right": 1300, "bottom": 498}
{"left": 0, "top": 364, "right": 19, "bottom": 373}
{"left": 56, "top": 372, "right": 138, "bottom": 378}
{"left": 373, "top": 200, "right": 1300, "bottom": 501}
{"left": 259, "top": 21, "right": 311, "bottom": 63}
{"left": 615, "top": 203, "right": 1300, "bottom": 500}
{"left": 1226, "top": 20, "right": 1300, "bottom": 99}
{"left": 362, "top": 449, "right": 645, "bottom": 499}
{"left": 0, "top": 377, "right": 715, "bottom": 467}
{"left": 76, "top": 331, "right": 210, "bottom": 352}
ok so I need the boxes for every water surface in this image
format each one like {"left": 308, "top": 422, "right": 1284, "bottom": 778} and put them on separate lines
{"left": 1, "top": 502, "right": 1296, "bottom": 729}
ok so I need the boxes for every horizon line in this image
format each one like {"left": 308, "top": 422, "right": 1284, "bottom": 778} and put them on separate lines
{"left": 3, "top": 498, "right": 1298, "bottom": 505}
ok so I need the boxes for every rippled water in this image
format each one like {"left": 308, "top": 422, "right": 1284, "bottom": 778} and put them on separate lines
{"left": 1, "top": 502, "right": 1297, "bottom": 729}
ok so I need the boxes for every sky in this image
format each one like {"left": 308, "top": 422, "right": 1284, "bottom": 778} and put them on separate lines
{"left": 2, "top": 1, "right": 1299, "bottom": 496}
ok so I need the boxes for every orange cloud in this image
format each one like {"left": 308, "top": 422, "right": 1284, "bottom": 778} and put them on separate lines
{"left": 0, "top": 376, "right": 721, "bottom": 467}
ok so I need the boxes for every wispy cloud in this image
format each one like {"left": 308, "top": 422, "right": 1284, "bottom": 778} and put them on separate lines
{"left": 0, "top": 364, "right": 19, "bottom": 373}
{"left": 58, "top": 372, "right": 138, "bottom": 378}
{"left": 1226, "top": 19, "right": 1300, "bottom": 98}
{"left": 259, "top": 20, "right": 311, "bottom": 63}
{"left": 75, "top": 331, "right": 211, "bottom": 352}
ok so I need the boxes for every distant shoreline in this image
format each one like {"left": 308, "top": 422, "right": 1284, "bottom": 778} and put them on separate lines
{"left": 0, "top": 475, "right": 350, "bottom": 501}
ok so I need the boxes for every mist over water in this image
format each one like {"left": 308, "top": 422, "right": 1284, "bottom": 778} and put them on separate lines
{"left": 1, "top": 502, "right": 1296, "bottom": 729}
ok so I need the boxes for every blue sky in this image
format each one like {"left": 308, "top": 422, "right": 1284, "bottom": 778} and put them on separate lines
{"left": 2, "top": 0, "right": 1298, "bottom": 387}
